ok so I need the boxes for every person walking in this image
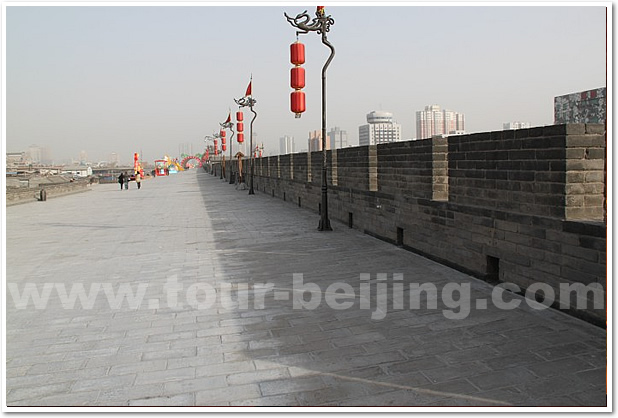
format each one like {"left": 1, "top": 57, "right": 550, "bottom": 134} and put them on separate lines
{"left": 123, "top": 172, "right": 129, "bottom": 190}
{"left": 118, "top": 172, "right": 125, "bottom": 190}
{"left": 136, "top": 172, "right": 142, "bottom": 190}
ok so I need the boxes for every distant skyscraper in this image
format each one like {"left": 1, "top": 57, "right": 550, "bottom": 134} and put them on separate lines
{"left": 554, "top": 87, "right": 606, "bottom": 124}
{"left": 26, "top": 144, "right": 42, "bottom": 164}
{"left": 327, "top": 127, "right": 349, "bottom": 149}
{"left": 109, "top": 152, "right": 119, "bottom": 165}
{"left": 416, "top": 105, "right": 465, "bottom": 139}
{"left": 79, "top": 150, "right": 89, "bottom": 164}
{"left": 503, "top": 122, "right": 531, "bottom": 130}
{"left": 358, "top": 111, "right": 402, "bottom": 146}
{"left": 279, "top": 135, "right": 295, "bottom": 155}
{"left": 308, "top": 130, "right": 330, "bottom": 152}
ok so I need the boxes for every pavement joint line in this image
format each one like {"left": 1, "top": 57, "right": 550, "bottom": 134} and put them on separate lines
{"left": 261, "top": 361, "right": 511, "bottom": 406}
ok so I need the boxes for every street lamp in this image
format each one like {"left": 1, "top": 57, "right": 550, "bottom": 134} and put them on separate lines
{"left": 285, "top": 6, "right": 335, "bottom": 231}
{"left": 220, "top": 112, "right": 235, "bottom": 185}
{"left": 204, "top": 133, "right": 222, "bottom": 177}
{"left": 235, "top": 80, "right": 257, "bottom": 195}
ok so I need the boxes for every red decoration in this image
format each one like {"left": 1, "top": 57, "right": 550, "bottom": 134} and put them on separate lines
{"left": 237, "top": 133, "right": 245, "bottom": 143}
{"left": 222, "top": 144, "right": 227, "bottom": 152}
{"left": 237, "top": 122, "right": 244, "bottom": 133}
{"left": 291, "top": 91, "right": 306, "bottom": 115}
{"left": 236, "top": 111, "right": 243, "bottom": 121}
{"left": 214, "top": 139, "right": 218, "bottom": 155}
{"left": 221, "top": 137, "right": 226, "bottom": 144}
{"left": 290, "top": 41, "right": 305, "bottom": 66}
{"left": 291, "top": 66, "right": 305, "bottom": 90}
{"left": 220, "top": 130, "right": 226, "bottom": 137}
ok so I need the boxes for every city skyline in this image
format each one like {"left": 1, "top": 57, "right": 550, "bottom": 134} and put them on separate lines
{"left": 5, "top": 4, "right": 608, "bottom": 163}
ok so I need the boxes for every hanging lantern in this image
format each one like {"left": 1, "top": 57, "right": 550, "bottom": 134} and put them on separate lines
{"left": 291, "top": 66, "right": 305, "bottom": 90}
{"left": 290, "top": 40, "right": 306, "bottom": 118}
{"left": 205, "top": 149, "right": 210, "bottom": 160}
{"left": 291, "top": 91, "right": 306, "bottom": 115}
{"left": 290, "top": 41, "right": 305, "bottom": 66}
{"left": 237, "top": 122, "right": 244, "bottom": 133}
{"left": 237, "top": 132, "right": 245, "bottom": 143}
{"left": 214, "top": 139, "right": 218, "bottom": 155}
{"left": 220, "top": 130, "right": 226, "bottom": 138}
{"left": 221, "top": 137, "right": 226, "bottom": 145}
{"left": 236, "top": 111, "right": 243, "bottom": 121}
{"left": 222, "top": 144, "right": 227, "bottom": 152}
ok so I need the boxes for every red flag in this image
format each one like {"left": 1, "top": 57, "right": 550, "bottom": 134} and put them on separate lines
{"left": 245, "top": 79, "right": 252, "bottom": 97}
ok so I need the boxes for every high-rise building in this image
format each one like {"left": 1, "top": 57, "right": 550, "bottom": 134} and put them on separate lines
{"left": 327, "top": 127, "right": 349, "bottom": 149}
{"left": 358, "top": 111, "right": 402, "bottom": 146}
{"left": 79, "top": 150, "right": 89, "bottom": 165}
{"left": 279, "top": 135, "right": 295, "bottom": 155}
{"left": 503, "top": 122, "right": 531, "bottom": 130}
{"left": 416, "top": 105, "right": 465, "bottom": 139}
{"left": 308, "top": 130, "right": 330, "bottom": 152}
{"left": 26, "top": 144, "right": 42, "bottom": 164}
{"left": 554, "top": 87, "right": 606, "bottom": 124}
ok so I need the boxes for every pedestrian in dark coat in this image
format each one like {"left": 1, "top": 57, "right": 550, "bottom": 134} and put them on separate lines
{"left": 118, "top": 172, "right": 125, "bottom": 190}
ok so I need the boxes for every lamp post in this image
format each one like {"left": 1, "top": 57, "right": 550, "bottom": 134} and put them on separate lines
{"left": 204, "top": 133, "right": 222, "bottom": 177}
{"left": 285, "top": 6, "right": 335, "bottom": 231}
{"left": 214, "top": 132, "right": 224, "bottom": 179}
{"left": 220, "top": 114, "right": 235, "bottom": 185}
{"left": 234, "top": 94, "right": 257, "bottom": 195}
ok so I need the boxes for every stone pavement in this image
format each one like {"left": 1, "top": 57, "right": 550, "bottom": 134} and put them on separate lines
{"left": 5, "top": 169, "right": 607, "bottom": 407}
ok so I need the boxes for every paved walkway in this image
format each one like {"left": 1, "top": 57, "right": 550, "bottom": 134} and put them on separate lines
{"left": 5, "top": 169, "right": 607, "bottom": 407}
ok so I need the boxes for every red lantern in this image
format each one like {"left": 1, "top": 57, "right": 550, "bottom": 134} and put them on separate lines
{"left": 222, "top": 144, "right": 227, "bottom": 152}
{"left": 291, "top": 41, "right": 305, "bottom": 66}
{"left": 220, "top": 130, "right": 226, "bottom": 137}
{"left": 291, "top": 91, "right": 306, "bottom": 115}
{"left": 237, "top": 133, "right": 244, "bottom": 143}
{"left": 214, "top": 139, "right": 218, "bottom": 155}
{"left": 236, "top": 111, "right": 243, "bottom": 121}
{"left": 221, "top": 137, "right": 226, "bottom": 144}
{"left": 291, "top": 66, "right": 305, "bottom": 90}
{"left": 237, "top": 122, "right": 244, "bottom": 133}
{"left": 205, "top": 149, "right": 210, "bottom": 160}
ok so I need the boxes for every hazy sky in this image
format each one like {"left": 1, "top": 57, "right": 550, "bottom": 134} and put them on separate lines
{"left": 5, "top": 3, "right": 608, "bottom": 164}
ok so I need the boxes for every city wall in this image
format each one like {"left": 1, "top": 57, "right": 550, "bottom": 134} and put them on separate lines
{"left": 6, "top": 179, "right": 92, "bottom": 206}
{"left": 213, "top": 124, "right": 607, "bottom": 325}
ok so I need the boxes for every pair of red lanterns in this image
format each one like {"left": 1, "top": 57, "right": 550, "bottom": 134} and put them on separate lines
{"left": 290, "top": 40, "right": 306, "bottom": 117}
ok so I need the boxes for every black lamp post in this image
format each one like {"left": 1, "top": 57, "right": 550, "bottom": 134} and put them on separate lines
{"left": 285, "top": 6, "right": 335, "bottom": 231}
{"left": 205, "top": 133, "right": 222, "bottom": 178}
{"left": 234, "top": 94, "right": 257, "bottom": 195}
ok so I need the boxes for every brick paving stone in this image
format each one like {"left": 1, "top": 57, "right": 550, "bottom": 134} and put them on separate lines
{"left": 5, "top": 170, "right": 607, "bottom": 407}
{"left": 129, "top": 393, "right": 194, "bottom": 406}
{"left": 195, "top": 384, "right": 262, "bottom": 405}
{"left": 162, "top": 376, "right": 228, "bottom": 396}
